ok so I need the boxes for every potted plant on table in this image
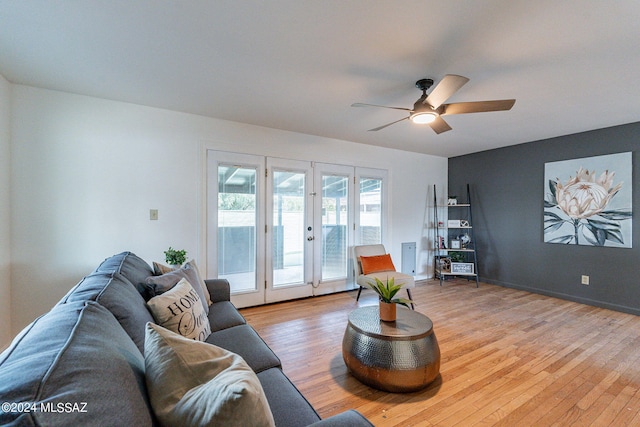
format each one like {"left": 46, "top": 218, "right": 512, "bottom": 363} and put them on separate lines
{"left": 368, "top": 277, "right": 413, "bottom": 322}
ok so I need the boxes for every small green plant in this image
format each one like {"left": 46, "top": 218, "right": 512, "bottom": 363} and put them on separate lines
{"left": 164, "top": 247, "right": 187, "bottom": 265}
{"left": 448, "top": 251, "right": 465, "bottom": 263}
{"left": 368, "top": 277, "right": 413, "bottom": 307}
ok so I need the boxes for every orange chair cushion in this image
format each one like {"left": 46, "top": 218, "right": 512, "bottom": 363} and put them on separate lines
{"left": 360, "top": 254, "right": 396, "bottom": 275}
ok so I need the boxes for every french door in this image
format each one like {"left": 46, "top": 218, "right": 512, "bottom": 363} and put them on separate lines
{"left": 312, "top": 163, "right": 354, "bottom": 296}
{"left": 266, "top": 158, "right": 314, "bottom": 303}
{"left": 208, "top": 152, "right": 266, "bottom": 307}
{"left": 208, "top": 151, "right": 383, "bottom": 308}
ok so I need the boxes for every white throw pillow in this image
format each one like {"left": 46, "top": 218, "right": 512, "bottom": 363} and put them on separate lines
{"left": 147, "top": 278, "right": 211, "bottom": 341}
{"left": 144, "top": 323, "right": 275, "bottom": 427}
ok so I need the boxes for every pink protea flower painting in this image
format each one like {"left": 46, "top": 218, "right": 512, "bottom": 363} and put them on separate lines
{"left": 544, "top": 154, "right": 632, "bottom": 246}
{"left": 555, "top": 168, "right": 622, "bottom": 219}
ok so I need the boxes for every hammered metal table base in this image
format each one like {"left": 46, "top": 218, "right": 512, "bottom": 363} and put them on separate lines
{"left": 342, "top": 306, "right": 441, "bottom": 393}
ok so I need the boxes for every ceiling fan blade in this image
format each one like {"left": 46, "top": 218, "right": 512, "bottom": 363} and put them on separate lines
{"left": 368, "top": 117, "right": 409, "bottom": 131}
{"left": 429, "top": 116, "right": 452, "bottom": 134}
{"left": 351, "top": 103, "right": 411, "bottom": 112}
{"left": 443, "top": 99, "right": 516, "bottom": 115}
{"left": 424, "top": 74, "right": 469, "bottom": 109}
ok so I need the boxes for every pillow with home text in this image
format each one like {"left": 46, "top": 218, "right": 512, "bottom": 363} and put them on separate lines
{"left": 147, "top": 278, "right": 211, "bottom": 341}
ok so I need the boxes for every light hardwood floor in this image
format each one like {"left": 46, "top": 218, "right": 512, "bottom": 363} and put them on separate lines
{"left": 240, "top": 279, "right": 640, "bottom": 426}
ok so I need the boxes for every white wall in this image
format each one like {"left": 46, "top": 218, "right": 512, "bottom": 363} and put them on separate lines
{"left": 0, "top": 75, "right": 10, "bottom": 348}
{"left": 9, "top": 85, "right": 447, "bottom": 338}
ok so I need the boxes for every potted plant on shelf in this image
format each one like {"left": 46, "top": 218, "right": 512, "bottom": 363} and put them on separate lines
{"left": 368, "top": 277, "right": 413, "bottom": 322}
{"left": 164, "top": 247, "right": 187, "bottom": 268}
{"left": 448, "top": 251, "right": 465, "bottom": 263}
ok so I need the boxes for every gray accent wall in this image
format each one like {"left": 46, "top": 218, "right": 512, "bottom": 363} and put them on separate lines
{"left": 449, "top": 122, "right": 639, "bottom": 315}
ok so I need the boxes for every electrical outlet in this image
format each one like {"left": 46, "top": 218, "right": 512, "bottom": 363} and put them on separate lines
{"left": 581, "top": 275, "right": 589, "bottom": 285}
{"left": 150, "top": 209, "right": 159, "bottom": 220}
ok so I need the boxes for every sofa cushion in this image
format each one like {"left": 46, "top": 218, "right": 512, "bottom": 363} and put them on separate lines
{"left": 144, "top": 261, "right": 210, "bottom": 314}
{"left": 57, "top": 272, "right": 155, "bottom": 354}
{"left": 208, "top": 301, "right": 246, "bottom": 332}
{"left": 0, "top": 301, "right": 153, "bottom": 426}
{"left": 206, "top": 325, "right": 281, "bottom": 373}
{"left": 93, "top": 251, "right": 154, "bottom": 294}
{"left": 144, "top": 323, "right": 275, "bottom": 427}
{"left": 147, "top": 278, "right": 211, "bottom": 341}
{"left": 256, "top": 368, "right": 320, "bottom": 427}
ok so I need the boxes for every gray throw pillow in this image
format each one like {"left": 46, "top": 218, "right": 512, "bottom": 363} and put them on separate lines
{"left": 144, "top": 323, "right": 275, "bottom": 427}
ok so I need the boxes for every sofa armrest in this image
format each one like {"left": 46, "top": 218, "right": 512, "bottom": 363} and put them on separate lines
{"left": 309, "top": 410, "right": 373, "bottom": 426}
{"left": 204, "top": 279, "right": 231, "bottom": 303}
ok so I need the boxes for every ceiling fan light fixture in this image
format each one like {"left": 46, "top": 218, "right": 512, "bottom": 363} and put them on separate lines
{"left": 352, "top": 74, "right": 515, "bottom": 134}
{"left": 410, "top": 112, "right": 437, "bottom": 124}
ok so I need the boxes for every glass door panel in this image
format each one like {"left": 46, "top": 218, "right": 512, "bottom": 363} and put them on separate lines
{"left": 355, "top": 167, "right": 387, "bottom": 248}
{"left": 313, "top": 163, "right": 354, "bottom": 295}
{"left": 266, "top": 158, "right": 314, "bottom": 303}
{"left": 272, "top": 170, "right": 305, "bottom": 287}
{"left": 359, "top": 177, "right": 382, "bottom": 244}
{"left": 217, "top": 165, "right": 257, "bottom": 292}
{"left": 207, "top": 151, "right": 265, "bottom": 308}
{"left": 321, "top": 174, "right": 349, "bottom": 280}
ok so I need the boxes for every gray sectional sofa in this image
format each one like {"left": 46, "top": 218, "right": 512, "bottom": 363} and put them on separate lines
{"left": 0, "top": 251, "right": 371, "bottom": 426}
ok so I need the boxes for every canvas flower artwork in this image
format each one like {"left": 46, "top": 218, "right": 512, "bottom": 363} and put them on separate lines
{"left": 544, "top": 153, "right": 632, "bottom": 247}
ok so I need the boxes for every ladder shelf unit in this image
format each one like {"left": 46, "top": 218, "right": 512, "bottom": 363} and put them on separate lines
{"left": 433, "top": 184, "right": 479, "bottom": 287}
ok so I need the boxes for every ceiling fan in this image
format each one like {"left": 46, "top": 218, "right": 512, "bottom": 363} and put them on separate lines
{"left": 352, "top": 75, "right": 515, "bottom": 134}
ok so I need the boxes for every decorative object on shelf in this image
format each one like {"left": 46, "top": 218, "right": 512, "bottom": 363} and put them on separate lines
{"left": 437, "top": 257, "right": 451, "bottom": 272}
{"left": 447, "top": 196, "right": 458, "bottom": 205}
{"left": 544, "top": 152, "right": 632, "bottom": 247}
{"left": 367, "top": 277, "right": 413, "bottom": 322}
{"left": 460, "top": 220, "right": 470, "bottom": 227}
{"left": 447, "top": 219, "right": 461, "bottom": 228}
{"left": 450, "top": 239, "right": 461, "bottom": 249}
{"left": 458, "top": 233, "right": 471, "bottom": 248}
{"left": 164, "top": 247, "right": 187, "bottom": 267}
{"left": 451, "top": 262, "right": 474, "bottom": 274}
{"left": 448, "top": 251, "right": 465, "bottom": 263}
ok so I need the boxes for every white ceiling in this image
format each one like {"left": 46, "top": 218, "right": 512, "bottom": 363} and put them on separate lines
{"left": 1, "top": 1, "right": 639, "bottom": 158}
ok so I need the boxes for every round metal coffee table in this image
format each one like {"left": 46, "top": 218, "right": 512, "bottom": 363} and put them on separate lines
{"left": 342, "top": 305, "right": 440, "bottom": 392}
